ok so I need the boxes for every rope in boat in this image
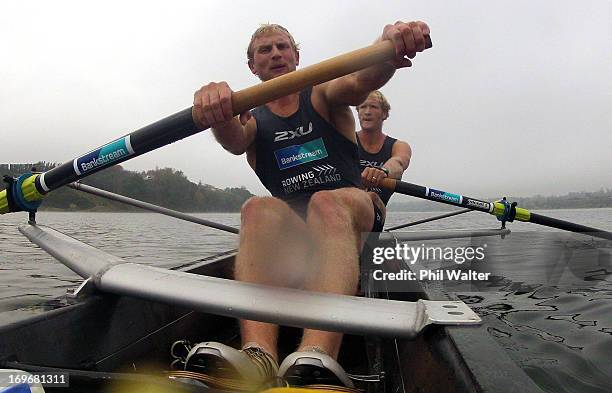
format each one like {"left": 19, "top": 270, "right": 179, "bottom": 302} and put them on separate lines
{"left": 166, "top": 370, "right": 363, "bottom": 393}
{"left": 93, "top": 311, "right": 196, "bottom": 367}
{"left": 385, "top": 208, "right": 473, "bottom": 231}
{"left": 166, "top": 370, "right": 286, "bottom": 392}
{"left": 69, "top": 182, "right": 240, "bottom": 234}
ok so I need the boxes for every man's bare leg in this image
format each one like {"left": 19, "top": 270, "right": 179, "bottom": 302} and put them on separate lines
{"left": 298, "top": 189, "right": 376, "bottom": 359}
{"left": 235, "top": 196, "right": 311, "bottom": 362}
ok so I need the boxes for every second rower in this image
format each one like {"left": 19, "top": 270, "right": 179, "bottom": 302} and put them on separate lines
{"left": 357, "top": 90, "right": 412, "bottom": 221}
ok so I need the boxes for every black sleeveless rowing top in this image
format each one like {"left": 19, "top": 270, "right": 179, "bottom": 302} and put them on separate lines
{"left": 357, "top": 134, "right": 397, "bottom": 205}
{"left": 251, "top": 87, "right": 361, "bottom": 214}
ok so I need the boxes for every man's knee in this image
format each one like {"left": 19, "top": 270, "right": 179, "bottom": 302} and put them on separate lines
{"left": 240, "top": 196, "right": 287, "bottom": 226}
{"left": 307, "top": 191, "right": 348, "bottom": 225}
{"left": 307, "top": 188, "right": 374, "bottom": 231}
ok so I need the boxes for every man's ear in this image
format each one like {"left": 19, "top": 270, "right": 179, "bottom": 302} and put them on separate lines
{"left": 383, "top": 111, "right": 389, "bottom": 120}
{"left": 295, "top": 50, "right": 300, "bottom": 66}
{"left": 248, "top": 59, "right": 257, "bottom": 75}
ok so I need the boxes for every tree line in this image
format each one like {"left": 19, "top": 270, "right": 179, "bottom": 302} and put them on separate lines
{"left": 1, "top": 163, "right": 254, "bottom": 212}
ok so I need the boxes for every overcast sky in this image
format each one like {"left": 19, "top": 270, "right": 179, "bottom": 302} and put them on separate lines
{"left": 1, "top": 0, "right": 610, "bottom": 199}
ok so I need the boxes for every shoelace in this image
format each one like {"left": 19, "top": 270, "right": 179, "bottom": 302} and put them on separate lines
{"left": 243, "top": 346, "right": 279, "bottom": 378}
{"left": 168, "top": 344, "right": 282, "bottom": 391}
{"left": 301, "top": 384, "right": 363, "bottom": 393}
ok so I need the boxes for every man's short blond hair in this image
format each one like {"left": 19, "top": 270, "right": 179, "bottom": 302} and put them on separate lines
{"left": 247, "top": 24, "right": 300, "bottom": 62}
{"left": 357, "top": 91, "right": 391, "bottom": 118}
{"left": 368, "top": 91, "right": 391, "bottom": 114}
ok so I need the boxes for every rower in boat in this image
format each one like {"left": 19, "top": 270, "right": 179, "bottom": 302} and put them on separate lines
{"left": 357, "top": 90, "right": 412, "bottom": 208}
{"left": 188, "top": 21, "right": 431, "bottom": 388}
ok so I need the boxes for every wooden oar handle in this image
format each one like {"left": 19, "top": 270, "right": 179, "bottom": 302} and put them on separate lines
{"left": 380, "top": 178, "right": 398, "bottom": 191}
{"left": 231, "top": 41, "right": 395, "bottom": 114}
{"left": 231, "top": 35, "right": 431, "bottom": 115}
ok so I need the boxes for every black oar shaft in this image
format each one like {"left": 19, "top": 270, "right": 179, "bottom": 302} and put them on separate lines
{"left": 388, "top": 179, "right": 493, "bottom": 213}
{"left": 529, "top": 213, "right": 612, "bottom": 240}
{"left": 40, "top": 108, "right": 196, "bottom": 193}
{"left": 382, "top": 178, "right": 612, "bottom": 241}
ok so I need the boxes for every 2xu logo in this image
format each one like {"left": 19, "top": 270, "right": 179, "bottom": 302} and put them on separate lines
{"left": 274, "top": 123, "right": 313, "bottom": 142}
{"left": 360, "top": 159, "right": 385, "bottom": 168}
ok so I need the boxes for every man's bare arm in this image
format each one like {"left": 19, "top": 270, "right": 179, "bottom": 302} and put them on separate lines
{"left": 320, "top": 21, "right": 430, "bottom": 108}
{"left": 211, "top": 118, "right": 256, "bottom": 155}
{"left": 361, "top": 140, "right": 411, "bottom": 188}
{"left": 383, "top": 140, "right": 411, "bottom": 179}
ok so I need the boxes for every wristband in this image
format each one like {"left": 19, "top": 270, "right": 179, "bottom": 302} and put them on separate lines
{"left": 381, "top": 167, "right": 390, "bottom": 176}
